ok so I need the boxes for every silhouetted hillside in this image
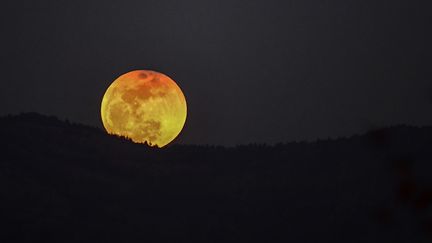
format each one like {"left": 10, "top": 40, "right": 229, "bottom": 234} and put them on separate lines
{"left": 0, "top": 113, "right": 431, "bottom": 243}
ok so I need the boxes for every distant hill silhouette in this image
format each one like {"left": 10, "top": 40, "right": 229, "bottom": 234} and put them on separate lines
{"left": 0, "top": 113, "right": 431, "bottom": 243}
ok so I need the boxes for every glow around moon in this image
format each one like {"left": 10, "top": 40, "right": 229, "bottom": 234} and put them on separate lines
{"left": 101, "top": 70, "right": 187, "bottom": 147}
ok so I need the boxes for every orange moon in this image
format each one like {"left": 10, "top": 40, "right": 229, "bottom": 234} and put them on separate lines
{"left": 100, "top": 70, "right": 187, "bottom": 147}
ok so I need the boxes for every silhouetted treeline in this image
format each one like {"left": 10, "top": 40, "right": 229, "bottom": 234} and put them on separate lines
{"left": 0, "top": 113, "right": 431, "bottom": 243}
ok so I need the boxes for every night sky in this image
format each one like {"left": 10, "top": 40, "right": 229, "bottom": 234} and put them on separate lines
{"left": 1, "top": 0, "right": 431, "bottom": 145}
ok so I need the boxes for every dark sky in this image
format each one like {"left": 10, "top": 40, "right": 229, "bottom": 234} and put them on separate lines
{"left": 1, "top": 0, "right": 431, "bottom": 145}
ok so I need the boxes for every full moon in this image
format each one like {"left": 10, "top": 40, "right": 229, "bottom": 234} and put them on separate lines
{"left": 101, "top": 70, "right": 187, "bottom": 147}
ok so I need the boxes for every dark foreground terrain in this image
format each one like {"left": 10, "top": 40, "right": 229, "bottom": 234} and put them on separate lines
{"left": 0, "top": 113, "right": 431, "bottom": 242}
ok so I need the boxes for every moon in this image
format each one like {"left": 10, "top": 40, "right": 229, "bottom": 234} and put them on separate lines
{"left": 101, "top": 70, "right": 187, "bottom": 147}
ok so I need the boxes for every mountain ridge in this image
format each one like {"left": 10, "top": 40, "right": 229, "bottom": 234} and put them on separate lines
{"left": 2, "top": 112, "right": 432, "bottom": 148}
{"left": 0, "top": 112, "right": 431, "bottom": 242}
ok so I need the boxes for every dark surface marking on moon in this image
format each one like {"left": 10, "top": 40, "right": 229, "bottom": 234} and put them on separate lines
{"left": 126, "top": 83, "right": 167, "bottom": 101}
{"left": 121, "top": 86, "right": 152, "bottom": 103}
{"left": 149, "top": 76, "right": 160, "bottom": 84}
{"left": 138, "top": 72, "right": 148, "bottom": 79}
{"left": 109, "top": 102, "right": 130, "bottom": 130}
